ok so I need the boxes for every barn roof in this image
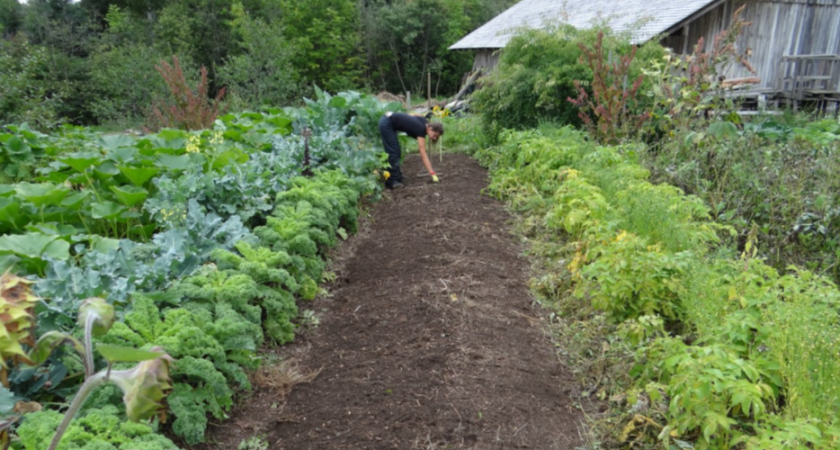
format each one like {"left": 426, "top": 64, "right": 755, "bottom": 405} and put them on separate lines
{"left": 449, "top": 0, "right": 723, "bottom": 49}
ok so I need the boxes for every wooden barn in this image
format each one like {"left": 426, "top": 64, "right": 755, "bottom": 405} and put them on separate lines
{"left": 449, "top": 0, "right": 840, "bottom": 107}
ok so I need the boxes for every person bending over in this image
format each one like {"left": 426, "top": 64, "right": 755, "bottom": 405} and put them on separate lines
{"left": 378, "top": 111, "right": 443, "bottom": 189}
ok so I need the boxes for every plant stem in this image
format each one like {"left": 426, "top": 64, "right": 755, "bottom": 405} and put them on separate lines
{"left": 47, "top": 371, "right": 108, "bottom": 450}
{"left": 83, "top": 313, "right": 95, "bottom": 379}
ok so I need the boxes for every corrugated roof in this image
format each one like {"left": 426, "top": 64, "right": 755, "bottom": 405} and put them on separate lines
{"left": 449, "top": 0, "right": 721, "bottom": 49}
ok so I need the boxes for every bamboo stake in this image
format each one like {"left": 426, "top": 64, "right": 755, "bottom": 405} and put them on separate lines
{"left": 427, "top": 72, "right": 431, "bottom": 110}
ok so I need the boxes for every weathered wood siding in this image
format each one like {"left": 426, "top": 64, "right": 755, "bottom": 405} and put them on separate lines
{"left": 472, "top": 49, "right": 500, "bottom": 71}
{"left": 662, "top": 0, "right": 840, "bottom": 90}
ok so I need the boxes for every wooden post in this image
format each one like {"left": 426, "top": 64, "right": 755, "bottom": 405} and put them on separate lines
{"left": 428, "top": 72, "right": 432, "bottom": 110}
{"left": 406, "top": 91, "right": 411, "bottom": 111}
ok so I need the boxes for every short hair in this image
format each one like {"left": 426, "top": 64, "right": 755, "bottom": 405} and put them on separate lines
{"left": 428, "top": 122, "right": 444, "bottom": 136}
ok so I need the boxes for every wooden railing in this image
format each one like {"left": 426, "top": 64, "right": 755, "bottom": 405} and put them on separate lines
{"left": 775, "top": 54, "right": 840, "bottom": 99}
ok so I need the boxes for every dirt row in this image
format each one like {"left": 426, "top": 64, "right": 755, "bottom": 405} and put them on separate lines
{"left": 199, "top": 154, "right": 584, "bottom": 450}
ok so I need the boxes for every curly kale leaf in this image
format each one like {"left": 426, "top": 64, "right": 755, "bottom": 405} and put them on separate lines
{"left": 168, "top": 357, "right": 232, "bottom": 445}
{"left": 211, "top": 242, "right": 298, "bottom": 291}
{"left": 169, "top": 267, "right": 262, "bottom": 325}
{"left": 16, "top": 406, "right": 178, "bottom": 450}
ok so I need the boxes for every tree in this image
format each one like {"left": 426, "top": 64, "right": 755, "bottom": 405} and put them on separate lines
{"left": 0, "top": 35, "right": 62, "bottom": 129}
{"left": 277, "top": 0, "right": 361, "bottom": 92}
{"left": 217, "top": 3, "right": 300, "bottom": 109}
{"left": 359, "top": 0, "right": 518, "bottom": 97}
{"left": 0, "top": 0, "right": 23, "bottom": 37}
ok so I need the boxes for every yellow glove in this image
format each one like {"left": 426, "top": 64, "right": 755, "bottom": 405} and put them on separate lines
{"left": 431, "top": 174, "right": 440, "bottom": 183}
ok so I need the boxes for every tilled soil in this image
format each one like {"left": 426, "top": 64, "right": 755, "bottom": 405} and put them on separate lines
{"left": 199, "top": 153, "right": 583, "bottom": 450}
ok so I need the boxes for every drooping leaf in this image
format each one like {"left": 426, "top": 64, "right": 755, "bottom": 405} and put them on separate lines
{"left": 3, "top": 136, "right": 30, "bottom": 155}
{"left": 58, "top": 152, "right": 102, "bottom": 173}
{"left": 96, "top": 344, "right": 164, "bottom": 363}
{"left": 98, "top": 134, "right": 135, "bottom": 151}
{"left": 90, "top": 201, "right": 126, "bottom": 220}
{"left": 0, "top": 198, "right": 21, "bottom": 225}
{"left": 707, "top": 121, "right": 740, "bottom": 140}
{"left": 30, "top": 331, "right": 83, "bottom": 365}
{"left": 93, "top": 161, "right": 121, "bottom": 180}
{"left": 89, "top": 236, "right": 121, "bottom": 253}
{"left": 118, "top": 166, "right": 160, "bottom": 186}
{"left": 14, "top": 183, "right": 69, "bottom": 207}
{"left": 60, "top": 191, "right": 90, "bottom": 210}
{"left": 110, "top": 185, "right": 149, "bottom": 207}
{"left": 0, "top": 232, "right": 70, "bottom": 263}
{"left": 155, "top": 154, "right": 191, "bottom": 171}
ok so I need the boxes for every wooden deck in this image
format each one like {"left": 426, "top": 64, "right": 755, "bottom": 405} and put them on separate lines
{"left": 720, "top": 54, "right": 840, "bottom": 115}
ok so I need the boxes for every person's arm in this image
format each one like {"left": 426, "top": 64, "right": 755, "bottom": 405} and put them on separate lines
{"left": 416, "top": 137, "right": 437, "bottom": 180}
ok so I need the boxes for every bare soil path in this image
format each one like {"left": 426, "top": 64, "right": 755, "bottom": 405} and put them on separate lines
{"left": 200, "top": 154, "right": 583, "bottom": 450}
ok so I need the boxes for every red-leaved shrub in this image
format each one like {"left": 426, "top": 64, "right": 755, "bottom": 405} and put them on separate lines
{"left": 146, "top": 56, "right": 227, "bottom": 131}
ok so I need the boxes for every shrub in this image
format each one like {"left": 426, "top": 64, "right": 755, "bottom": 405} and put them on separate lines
{"left": 568, "top": 31, "right": 650, "bottom": 144}
{"left": 89, "top": 44, "right": 192, "bottom": 127}
{"left": 146, "top": 56, "right": 227, "bottom": 132}
{"left": 217, "top": 5, "right": 301, "bottom": 110}
{"left": 473, "top": 25, "right": 664, "bottom": 142}
{"left": 0, "top": 34, "right": 62, "bottom": 130}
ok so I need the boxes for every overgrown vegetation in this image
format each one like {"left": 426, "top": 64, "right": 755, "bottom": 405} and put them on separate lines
{"left": 462, "top": 5, "right": 840, "bottom": 449}
{"left": 0, "top": 0, "right": 517, "bottom": 130}
{"left": 0, "top": 89, "right": 400, "bottom": 448}
{"left": 473, "top": 24, "right": 664, "bottom": 143}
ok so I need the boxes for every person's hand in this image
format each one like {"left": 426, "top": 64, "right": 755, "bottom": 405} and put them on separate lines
{"left": 431, "top": 174, "right": 440, "bottom": 183}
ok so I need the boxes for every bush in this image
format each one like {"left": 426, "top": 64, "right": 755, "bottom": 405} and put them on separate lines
{"left": 217, "top": 6, "right": 301, "bottom": 110}
{"left": 88, "top": 44, "right": 192, "bottom": 127}
{"left": 146, "top": 56, "right": 227, "bottom": 132}
{"left": 473, "top": 25, "right": 664, "bottom": 142}
{"left": 0, "top": 34, "right": 62, "bottom": 130}
{"left": 464, "top": 123, "right": 840, "bottom": 449}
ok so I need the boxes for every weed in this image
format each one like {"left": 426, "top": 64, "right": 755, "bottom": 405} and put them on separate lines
{"left": 238, "top": 435, "right": 269, "bottom": 450}
{"left": 146, "top": 56, "right": 227, "bottom": 132}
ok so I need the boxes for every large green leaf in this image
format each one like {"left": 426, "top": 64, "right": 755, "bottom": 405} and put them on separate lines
{"left": 155, "top": 154, "right": 191, "bottom": 171}
{"left": 0, "top": 185, "right": 15, "bottom": 197}
{"left": 0, "top": 232, "right": 70, "bottom": 261}
{"left": 211, "top": 149, "right": 249, "bottom": 170}
{"left": 93, "top": 161, "right": 121, "bottom": 181}
{"left": 708, "top": 122, "right": 740, "bottom": 140}
{"left": 118, "top": 165, "right": 160, "bottom": 186}
{"left": 109, "top": 185, "right": 149, "bottom": 207}
{"left": 90, "top": 201, "right": 126, "bottom": 220}
{"left": 3, "top": 136, "right": 31, "bottom": 155}
{"left": 96, "top": 344, "right": 163, "bottom": 363}
{"left": 58, "top": 152, "right": 102, "bottom": 173}
{"left": 43, "top": 239, "right": 71, "bottom": 260}
{"left": 0, "top": 198, "right": 21, "bottom": 224}
{"left": 0, "top": 254, "right": 20, "bottom": 272}
{"left": 98, "top": 134, "right": 135, "bottom": 151}
{"left": 14, "top": 183, "right": 70, "bottom": 207}
{"left": 156, "top": 129, "right": 188, "bottom": 141}
{"left": 89, "top": 235, "right": 121, "bottom": 253}
{"left": 108, "top": 147, "right": 138, "bottom": 163}
{"left": 60, "top": 191, "right": 90, "bottom": 209}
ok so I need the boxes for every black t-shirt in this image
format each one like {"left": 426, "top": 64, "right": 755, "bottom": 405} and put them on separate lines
{"left": 389, "top": 113, "right": 427, "bottom": 139}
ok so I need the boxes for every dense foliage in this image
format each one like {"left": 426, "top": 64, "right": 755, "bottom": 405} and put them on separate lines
{"left": 472, "top": 25, "right": 664, "bottom": 141}
{"left": 457, "top": 7, "right": 840, "bottom": 448}
{"left": 0, "top": 89, "right": 399, "bottom": 448}
{"left": 0, "top": 0, "right": 517, "bottom": 129}
{"left": 467, "top": 123, "right": 840, "bottom": 449}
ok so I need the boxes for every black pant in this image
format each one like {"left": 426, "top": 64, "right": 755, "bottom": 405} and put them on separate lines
{"left": 378, "top": 115, "right": 403, "bottom": 186}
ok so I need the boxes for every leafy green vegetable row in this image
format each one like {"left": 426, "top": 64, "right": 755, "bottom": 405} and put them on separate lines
{"left": 3, "top": 89, "right": 397, "bottom": 449}
{"left": 474, "top": 126, "right": 840, "bottom": 450}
